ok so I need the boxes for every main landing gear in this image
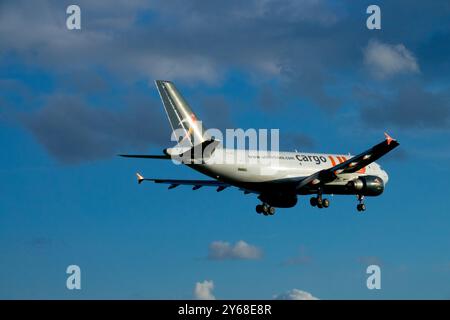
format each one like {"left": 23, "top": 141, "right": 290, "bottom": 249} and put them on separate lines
{"left": 356, "top": 195, "right": 366, "bottom": 212}
{"left": 256, "top": 203, "right": 276, "bottom": 216}
{"left": 309, "top": 192, "right": 330, "bottom": 209}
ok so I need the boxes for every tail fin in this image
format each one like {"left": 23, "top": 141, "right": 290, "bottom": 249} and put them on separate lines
{"left": 155, "top": 80, "right": 207, "bottom": 147}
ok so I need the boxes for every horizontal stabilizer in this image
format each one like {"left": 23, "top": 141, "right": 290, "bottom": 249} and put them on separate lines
{"left": 119, "top": 154, "right": 171, "bottom": 159}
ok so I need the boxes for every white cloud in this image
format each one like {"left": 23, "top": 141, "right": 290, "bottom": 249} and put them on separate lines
{"left": 364, "top": 40, "right": 420, "bottom": 78}
{"left": 194, "top": 280, "right": 216, "bottom": 300}
{"left": 274, "top": 289, "right": 319, "bottom": 300}
{"left": 0, "top": 0, "right": 343, "bottom": 88}
{"left": 208, "top": 240, "right": 262, "bottom": 260}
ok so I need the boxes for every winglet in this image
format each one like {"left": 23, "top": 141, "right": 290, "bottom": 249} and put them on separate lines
{"left": 136, "top": 173, "right": 144, "bottom": 184}
{"left": 384, "top": 132, "right": 395, "bottom": 146}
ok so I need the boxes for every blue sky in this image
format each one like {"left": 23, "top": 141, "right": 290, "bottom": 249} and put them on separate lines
{"left": 1, "top": 0, "right": 450, "bottom": 299}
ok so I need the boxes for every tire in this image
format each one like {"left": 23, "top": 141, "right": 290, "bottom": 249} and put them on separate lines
{"left": 269, "top": 207, "right": 276, "bottom": 215}
{"left": 256, "top": 205, "right": 263, "bottom": 214}
{"left": 360, "top": 204, "right": 366, "bottom": 211}
{"left": 310, "top": 197, "right": 317, "bottom": 207}
{"left": 323, "top": 199, "right": 330, "bottom": 208}
{"left": 317, "top": 203, "right": 323, "bottom": 209}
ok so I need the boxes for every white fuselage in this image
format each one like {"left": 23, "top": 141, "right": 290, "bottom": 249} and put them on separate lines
{"left": 191, "top": 148, "right": 388, "bottom": 194}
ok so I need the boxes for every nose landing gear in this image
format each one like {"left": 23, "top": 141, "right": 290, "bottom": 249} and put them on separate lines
{"left": 356, "top": 195, "right": 366, "bottom": 212}
{"left": 256, "top": 204, "right": 276, "bottom": 216}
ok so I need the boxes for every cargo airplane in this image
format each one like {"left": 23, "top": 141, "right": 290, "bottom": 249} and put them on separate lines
{"left": 121, "top": 80, "right": 399, "bottom": 216}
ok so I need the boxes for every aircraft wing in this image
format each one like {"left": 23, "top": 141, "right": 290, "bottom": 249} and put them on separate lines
{"left": 296, "top": 133, "right": 400, "bottom": 190}
{"left": 135, "top": 173, "right": 231, "bottom": 191}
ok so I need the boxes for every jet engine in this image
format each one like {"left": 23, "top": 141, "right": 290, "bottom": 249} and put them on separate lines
{"left": 346, "top": 175, "right": 384, "bottom": 196}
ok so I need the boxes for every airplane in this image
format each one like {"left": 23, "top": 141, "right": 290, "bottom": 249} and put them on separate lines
{"left": 120, "top": 80, "right": 399, "bottom": 216}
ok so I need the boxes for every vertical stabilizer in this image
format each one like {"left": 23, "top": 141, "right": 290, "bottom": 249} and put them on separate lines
{"left": 155, "top": 80, "right": 207, "bottom": 147}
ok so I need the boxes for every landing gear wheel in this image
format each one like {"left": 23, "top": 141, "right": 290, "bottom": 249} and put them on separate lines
{"left": 257, "top": 203, "right": 275, "bottom": 216}
{"left": 262, "top": 204, "right": 270, "bottom": 216}
{"left": 317, "top": 197, "right": 323, "bottom": 208}
{"left": 322, "top": 198, "right": 330, "bottom": 208}
{"left": 256, "top": 204, "right": 263, "bottom": 214}
{"left": 268, "top": 207, "right": 276, "bottom": 215}
{"left": 314, "top": 188, "right": 324, "bottom": 209}
{"left": 356, "top": 195, "right": 366, "bottom": 212}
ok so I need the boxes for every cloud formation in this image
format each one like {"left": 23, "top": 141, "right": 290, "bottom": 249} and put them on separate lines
{"left": 194, "top": 280, "right": 215, "bottom": 300}
{"left": 274, "top": 289, "right": 318, "bottom": 300}
{"left": 19, "top": 94, "right": 170, "bottom": 163}
{"left": 2, "top": 0, "right": 450, "bottom": 166}
{"left": 0, "top": 0, "right": 350, "bottom": 106}
{"left": 208, "top": 240, "right": 262, "bottom": 260}
{"left": 358, "top": 84, "right": 450, "bottom": 129}
{"left": 364, "top": 40, "right": 420, "bottom": 79}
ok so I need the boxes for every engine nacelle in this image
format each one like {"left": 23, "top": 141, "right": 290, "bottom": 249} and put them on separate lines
{"left": 258, "top": 193, "right": 298, "bottom": 208}
{"left": 346, "top": 175, "right": 384, "bottom": 196}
